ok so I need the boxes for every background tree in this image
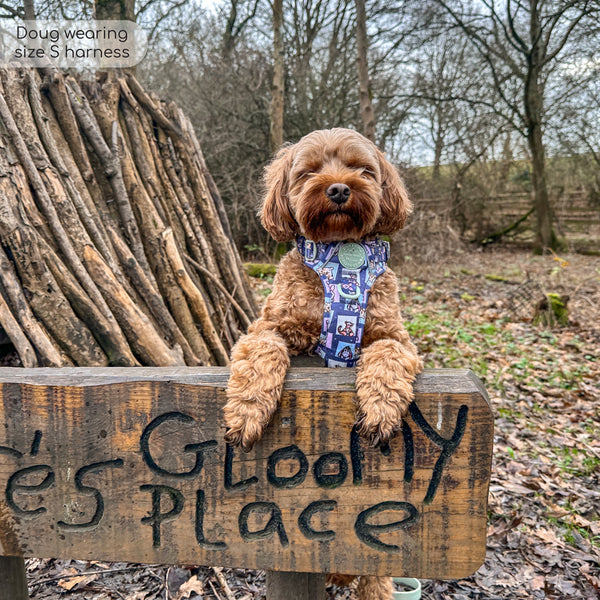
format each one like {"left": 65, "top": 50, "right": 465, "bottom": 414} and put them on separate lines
{"left": 270, "top": 0, "right": 284, "bottom": 152}
{"left": 432, "top": 0, "right": 600, "bottom": 252}
{"left": 355, "top": 0, "right": 375, "bottom": 141}
{"left": 95, "top": 0, "right": 134, "bottom": 20}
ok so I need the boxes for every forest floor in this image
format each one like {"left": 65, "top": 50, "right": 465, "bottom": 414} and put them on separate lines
{"left": 25, "top": 247, "right": 600, "bottom": 600}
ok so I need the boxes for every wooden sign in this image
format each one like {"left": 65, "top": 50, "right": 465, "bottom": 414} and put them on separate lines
{"left": 0, "top": 367, "right": 492, "bottom": 579}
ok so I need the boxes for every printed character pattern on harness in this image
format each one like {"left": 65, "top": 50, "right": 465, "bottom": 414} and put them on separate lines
{"left": 296, "top": 236, "right": 389, "bottom": 367}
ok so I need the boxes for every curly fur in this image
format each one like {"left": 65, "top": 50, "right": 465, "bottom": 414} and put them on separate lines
{"left": 224, "top": 128, "right": 423, "bottom": 600}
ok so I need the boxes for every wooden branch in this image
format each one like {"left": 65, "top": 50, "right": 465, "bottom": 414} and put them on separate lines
{"left": 124, "top": 73, "right": 183, "bottom": 138}
{"left": 121, "top": 76, "right": 256, "bottom": 323}
{"left": 27, "top": 71, "right": 122, "bottom": 278}
{"left": 65, "top": 78, "right": 153, "bottom": 278}
{"left": 0, "top": 78, "right": 116, "bottom": 327}
{"left": 170, "top": 126, "right": 256, "bottom": 319}
{"left": 40, "top": 68, "right": 95, "bottom": 183}
{"left": 0, "top": 240, "right": 62, "bottom": 367}
{"left": 0, "top": 290, "right": 37, "bottom": 368}
{"left": 162, "top": 229, "right": 230, "bottom": 364}
{"left": 185, "top": 255, "right": 252, "bottom": 330}
{"left": 107, "top": 227, "right": 200, "bottom": 366}
{"left": 40, "top": 238, "right": 138, "bottom": 367}
{"left": 212, "top": 567, "right": 236, "bottom": 600}
{"left": 174, "top": 105, "right": 257, "bottom": 316}
{"left": 118, "top": 98, "right": 232, "bottom": 340}
{"left": 155, "top": 127, "right": 223, "bottom": 278}
{"left": 82, "top": 245, "right": 184, "bottom": 367}
{"left": 476, "top": 206, "right": 535, "bottom": 245}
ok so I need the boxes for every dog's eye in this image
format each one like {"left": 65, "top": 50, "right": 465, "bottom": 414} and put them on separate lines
{"left": 361, "top": 168, "right": 376, "bottom": 179}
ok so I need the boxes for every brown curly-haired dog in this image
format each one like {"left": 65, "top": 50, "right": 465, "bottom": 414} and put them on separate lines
{"left": 224, "top": 128, "right": 422, "bottom": 600}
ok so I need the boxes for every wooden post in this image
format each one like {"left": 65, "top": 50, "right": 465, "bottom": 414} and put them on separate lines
{"left": 266, "top": 571, "right": 327, "bottom": 600}
{"left": 0, "top": 367, "right": 492, "bottom": 583}
{"left": 0, "top": 556, "right": 28, "bottom": 600}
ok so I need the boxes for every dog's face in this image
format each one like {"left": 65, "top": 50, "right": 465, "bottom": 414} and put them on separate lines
{"left": 261, "top": 128, "right": 412, "bottom": 242}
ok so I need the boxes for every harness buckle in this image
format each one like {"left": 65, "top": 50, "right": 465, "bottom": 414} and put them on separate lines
{"left": 304, "top": 239, "right": 317, "bottom": 261}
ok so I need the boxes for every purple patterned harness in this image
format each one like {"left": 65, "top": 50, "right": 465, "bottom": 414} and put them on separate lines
{"left": 296, "top": 235, "right": 389, "bottom": 367}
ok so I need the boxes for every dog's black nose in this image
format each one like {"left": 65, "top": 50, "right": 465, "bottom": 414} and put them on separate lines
{"left": 326, "top": 183, "right": 351, "bottom": 204}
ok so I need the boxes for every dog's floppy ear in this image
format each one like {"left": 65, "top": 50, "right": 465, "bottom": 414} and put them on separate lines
{"left": 260, "top": 145, "right": 298, "bottom": 242}
{"left": 374, "top": 149, "right": 413, "bottom": 235}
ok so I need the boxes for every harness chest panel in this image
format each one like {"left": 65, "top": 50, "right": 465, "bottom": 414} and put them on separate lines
{"left": 296, "top": 236, "right": 389, "bottom": 367}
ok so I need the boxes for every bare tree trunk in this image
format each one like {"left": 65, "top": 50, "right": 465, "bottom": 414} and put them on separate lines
{"left": 527, "top": 111, "right": 556, "bottom": 251}
{"left": 269, "top": 0, "right": 285, "bottom": 153}
{"left": 23, "top": 0, "right": 36, "bottom": 20}
{"left": 355, "top": 0, "right": 376, "bottom": 142}
{"left": 95, "top": 0, "right": 134, "bottom": 20}
{"left": 525, "top": 4, "right": 557, "bottom": 252}
{"left": 433, "top": 128, "right": 443, "bottom": 180}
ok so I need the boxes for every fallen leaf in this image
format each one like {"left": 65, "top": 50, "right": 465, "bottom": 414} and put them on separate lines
{"left": 529, "top": 575, "right": 545, "bottom": 590}
{"left": 177, "top": 575, "right": 204, "bottom": 599}
{"left": 57, "top": 573, "right": 98, "bottom": 591}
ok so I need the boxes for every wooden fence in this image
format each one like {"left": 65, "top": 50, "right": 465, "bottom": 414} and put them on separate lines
{"left": 417, "top": 189, "right": 599, "bottom": 249}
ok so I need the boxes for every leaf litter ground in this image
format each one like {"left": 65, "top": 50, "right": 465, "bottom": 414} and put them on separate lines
{"left": 26, "top": 248, "right": 599, "bottom": 599}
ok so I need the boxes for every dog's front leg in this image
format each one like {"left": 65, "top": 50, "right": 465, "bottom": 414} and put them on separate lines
{"left": 224, "top": 326, "right": 290, "bottom": 451}
{"left": 354, "top": 271, "right": 423, "bottom": 447}
{"left": 355, "top": 336, "right": 422, "bottom": 447}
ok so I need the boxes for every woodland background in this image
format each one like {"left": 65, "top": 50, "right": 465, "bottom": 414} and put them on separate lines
{"left": 137, "top": 0, "right": 600, "bottom": 257}
{"left": 3, "top": 0, "right": 600, "bottom": 256}
{"left": 0, "top": 0, "right": 599, "bottom": 599}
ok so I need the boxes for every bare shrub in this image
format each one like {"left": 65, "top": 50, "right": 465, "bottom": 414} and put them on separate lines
{"left": 390, "top": 209, "right": 466, "bottom": 266}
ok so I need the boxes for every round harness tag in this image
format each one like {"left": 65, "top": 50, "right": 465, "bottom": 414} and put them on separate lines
{"left": 338, "top": 242, "right": 366, "bottom": 270}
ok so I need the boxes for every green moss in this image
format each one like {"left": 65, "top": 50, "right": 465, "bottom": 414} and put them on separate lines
{"left": 534, "top": 293, "right": 569, "bottom": 327}
{"left": 547, "top": 293, "right": 569, "bottom": 325}
{"left": 244, "top": 263, "right": 277, "bottom": 278}
{"left": 484, "top": 273, "right": 511, "bottom": 282}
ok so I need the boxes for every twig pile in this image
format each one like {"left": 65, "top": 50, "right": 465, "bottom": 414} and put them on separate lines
{"left": 0, "top": 67, "right": 257, "bottom": 367}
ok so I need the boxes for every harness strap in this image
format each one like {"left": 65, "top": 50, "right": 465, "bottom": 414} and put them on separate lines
{"left": 296, "top": 235, "right": 389, "bottom": 367}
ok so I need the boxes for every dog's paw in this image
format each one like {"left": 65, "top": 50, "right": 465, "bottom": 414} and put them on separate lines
{"left": 354, "top": 339, "right": 419, "bottom": 448}
{"left": 223, "top": 413, "right": 266, "bottom": 452}
{"left": 354, "top": 374, "right": 414, "bottom": 447}
{"left": 223, "top": 330, "right": 290, "bottom": 450}
{"left": 354, "top": 398, "right": 408, "bottom": 448}
{"left": 223, "top": 384, "right": 278, "bottom": 452}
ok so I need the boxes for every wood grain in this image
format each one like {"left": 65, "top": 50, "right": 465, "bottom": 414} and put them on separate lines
{"left": 0, "top": 367, "right": 492, "bottom": 579}
{"left": 0, "top": 556, "right": 27, "bottom": 600}
{"left": 266, "top": 571, "right": 327, "bottom": 600}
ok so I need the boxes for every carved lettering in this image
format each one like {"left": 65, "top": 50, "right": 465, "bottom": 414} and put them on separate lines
{"left": 239, "top": 502, "right": 289, "bottom": 547}
{"left": 354, "top": 501, "right": 419, "bottom": 553}
{"left": 140, "top": 484, "right": 185, "bottom": 547}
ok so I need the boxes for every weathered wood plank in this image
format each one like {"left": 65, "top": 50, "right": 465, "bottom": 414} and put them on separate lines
{"left": 0, "top": 367, "right": 492, "bottom": 579}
